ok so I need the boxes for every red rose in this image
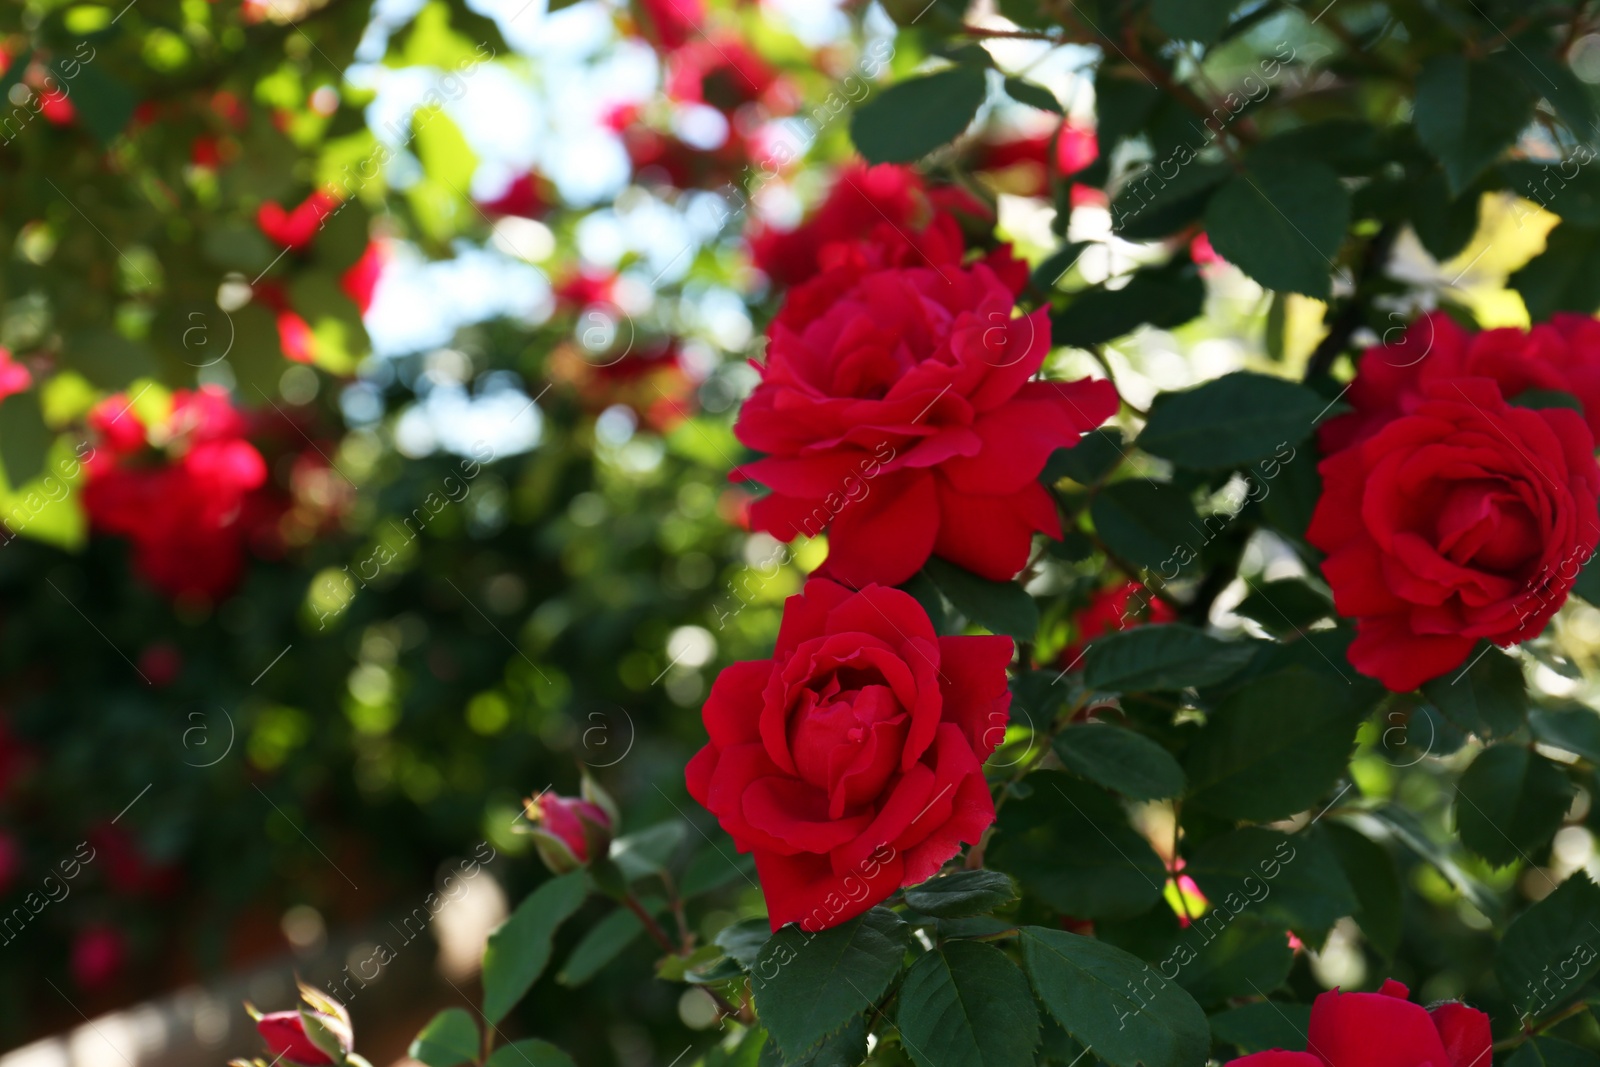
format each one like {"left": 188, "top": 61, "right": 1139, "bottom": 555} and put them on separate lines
{"left": 1308, "top": 377, "right": 1600, "bottom": 691}
{"left": 1227, "top": 979, "right": 1489, "bottom": 1067}
{"left": 525, "top": 792, "right": 614, "bottom": 873}
{"left": 1320, "top": 310, "right": 1600, "bottom": 454}
{"left": 686, "top": 580, "right": 1010, "bottom": 931}
{"left": 83, "top": 387, "right": 278, "bottom": 601}
{"left": 747, "top": 162, "right": 991, "bottom": 291}
{"left": 1059, "top": 581, "right": 1176, "bottom": 668}
{"left": 970, "top": 121, "right": 1099, "bottom": 199}
{"left": 734, "top": 228, "right": 1117, "bottom": 588}
{"left": 633, "top": 0, "right": 704, "bottom": 52}
{"left": 256, "top": 189, "right": 342, "bottom": 252}
{"left": 255, "top": 1010, "right": 345, "bottom": 1067}
{"left": 665, "top": 35, "right": 786, "bottom": 114}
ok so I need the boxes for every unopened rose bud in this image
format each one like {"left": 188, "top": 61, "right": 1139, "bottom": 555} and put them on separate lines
{"left": 248, "top": 984, "right": 353, "bottom": 1067}
{"left": 524, "top": 792, "right": 613, "bottom": 875}
{"left": 255, "top": 1012, "right": 337, "bottom": 1066}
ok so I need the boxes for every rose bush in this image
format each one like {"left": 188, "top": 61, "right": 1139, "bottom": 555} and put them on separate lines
{"left": 1227, "top": 980, "right": 1491, "bottom": 1067}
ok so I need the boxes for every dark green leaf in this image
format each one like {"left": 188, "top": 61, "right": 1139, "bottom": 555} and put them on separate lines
{"left": 409, "top": 1009, "right": 479, "bottom": 1067}
{"left": 1455, "top": 743, "right": 1573, "bottom": 868}
{"left": 1323, "top": 823, "right": 1402, "bottom": 957}
{"left": 1501, "top": 162, "right": 1600, "bottom": 226}
{"left": 1507, "top": 1037, "right": 1600, "bottom": 1067}
{"left": 758, "top": 1016, "right": 867, "bottom": 1067}
{"left": 1185, "top": 668, "right": 1365, "bottom": 821}
{"left": 1109, "top": 162, "right": 1232, "bottom": 240}
{"left": 682, "top": 847, "right": 756, "bottom": 898}
{"left": 1511, "top": 388, "right": 1586, "bottom": 414}
{"left": 1420, "top": 645, "right": 1527, "bottom": 738}
{"left": 851, "top": 66, "right": 987, "bottom": 165}
{"left": 1021, "top": 926, "right": 1208, "bottom": 1067}
{"left": 1414, "top": 54, "right": 1537, "bottom": 193}
{"left": 1496, "top": 871, "right": 1600, "bottom": 1022}
{"left": 1042, "top": 428, "right": 1125, "bottom": 486}
{"left": 1083, "top": 624, "right": 1256, "bottom": 693}
{"left": 557, "top": 902, "right": 656, "bottom": 987}
{"left": 481, "top": 871, "right": 588, "bottom": 1023}
{"left": 896, "top": 941, "right": 1040, "bottom": 1067}
{"left": 1151, "top": 0, "right": 1233, "bottom": 43}
{"left": 1094, "top": 67, "right": 1161, "bottom": 153}
{"left": 1410, "top": 167, "right": 1482, "bottom": 262}
{"left": 485, "top": 1041, "right": 578, "bottom": 1067}
{"left": 0, "top": 392, "right": 50, "bottom": 486}
{"left": 902, "top": 870, "right": 1018, "bottom": 918}
{"left": 611, "top": 820, "right": 686, "bottom": 881}
{"left": 1051, "top": 262, "right": 1205, "bottom": 346}
{"left": 715, "top": 917, "right": 773, "bottom": 970}
{"left": 1174, "top": 919, "right": 1295, "bottom": 1008}
{"left": 1209, "top": 1002, "right": 1314, "bottom": 1054}
{"left": 1368, "top": 803, "right": 1499, "bottom": 917}
{"left": 1205, "top": 160, "right": 1349, "bottom": 298}
{"left": 1090, "top": 479, "right": 1205, "bottom": 577}
{"left": 1505, "top": 47, "right": 1597, "bottom": 137}
{"left": 990, "top": 772, "right": 1166, "bottom": 919}
{"left": 63, "top": 327, "right": 156, "bottom": 389}
{"left": 753, "top": 907, "right": 907, "bottom": 1059}
{"left": 1511, "top": 222, "right": 1600, "bottom": 319}
{"left": 1137, "top": 372, "right": 1325, "bottom": 469}
{"left": 1053, "top": 724, "right": 1186, "bottom": 800}
{"left": 1233, "top": 579, "right": 1333, "bottom": 637}
{"left": 1531, "top": 706, "right": 1600, "bottom": 763}
{"left": 1002, "top": 76, "right": 1061, "bottom": 114}
{"left": 922, "top": 557, "right": 1038, "bottom": 642}
{"left": 1187, "top": 827, "right": 1358, "bottom": 945}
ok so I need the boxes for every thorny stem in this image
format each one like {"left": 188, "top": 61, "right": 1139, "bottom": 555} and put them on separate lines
{"left": 1493, "top": 998, "right": 1594, "bottom": 1051}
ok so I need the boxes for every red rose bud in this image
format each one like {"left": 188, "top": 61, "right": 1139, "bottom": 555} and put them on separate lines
{"left": 249, "top": 984, "right": 353, "bottom": 1067}
{"left": 525, "top": 792, "right": 613, "bottom": 874}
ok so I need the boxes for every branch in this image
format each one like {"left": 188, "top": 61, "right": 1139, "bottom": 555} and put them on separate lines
{"left": 1304, "top": 223, "right": 1399, "bottom": 382}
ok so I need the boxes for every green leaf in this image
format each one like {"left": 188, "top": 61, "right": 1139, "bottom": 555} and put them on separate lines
{"left": 1323, "top": 822, "right": 1402, "bottom": 957}
{"left": 1050, "top": 262, "right": 1205, "bottom": 346}
{"left": 752, "top": 907, "right": 908, "bottom": 1059}
{"left": 1089, "top": 480, "right": 1205, "bottom": 577}
{"left": 1185, "top": 668, "right": 1365, "bottom": 822}
{"left": 1410, "top": 167, "right": 1482, "bottom": 262}
{"left": 1531, "top": 706, "right": 1600, "bottom": 763}
{"left": 481, "top": 871, "right": 588, "bottom": 1023}
{"left": 1186, "top": 827, "right": 1358, "bottom": 946}
{"left": 485, "top": 1040, "right": 578, "bottom": 1067}
{"left": 1150, "top": 0, "right": 1233, "bottom": 43}
{"left": 1496, "top": 871, "right": 1600, "bottom": 1022}
{"left": 0, "top": 392, "right": 51, "bottom": 486}
{"left": 1507, "top": 1038, "right": 1600, "bottom": 1067}
{"left": 63, "top": 62, "right": 137, "bottom": 147}
{"left": 610, "top": 820, "right": 687, "bottom": 882}
{"left": 557, "top": 902, "right": 656, "bottom": 986}
{"left": 1501, "top": 162, "right": 1600, "bottom": 226}
{"left": 1368, "top": 803, "right": 1499, "bottom": 917}
{"left": 758, "top": 1017, "right": 866, "bottom": 1067}
{"left": 990, "top": 772, "right": 1166, "bottom": 919}
{"left": 681, "top": 847, "right": 756, "bottom": 898}
{"left": 1173, "top": 920, "right": 1295, "bottom": 1008}
{"left": 1021, "top": 926, "right": 1208, "bottom": 1067}
{"left": 1137, "top": 372, "right": 1325, "bottom": 470}
{"left": 1204, "top": 160, "right": 1350, "bottom": 298}
{"left": 1420, "top": 646, "right": 1527, "bottom": 738}
{"left": 1505, "top": 46, "right": 1597, "bottom": 138}
{"left": 1002, "top": 76, "right": 1061, "bottom": 114}
{"left": 409, "top": 1009, "right": 479, "bottom": 1067}
{"left": 63, "top": 327, "right": 156, "bottom": 390}
{"left": 1414, "top": 54, "right": 1537, "bottom": 193}
{"left": 716, "top": 917, "right": 774, "bottom": 970}
{"left": 1083, "top": 624, "right": 1257, "bottom": 693}
{"left": 903, "top": 870, "right": 1018, "bottom": 918}
{"left": 1043, "top": 428, "right": 1125, "bottom": 486}
{"left": 1511, "top": 223, "right": 1600, "bottom": 319}
{"left": 851, "top": 65, "right": 988, "bottom": 165}
{"left": 1053, "top": 724, "right": 1186, "bottom": 800}
{"left": 1455, "top": 743, "right": 1573, "bottom": 868}
{"left": 704, "top": 1028, "right": 768, "bottom": 1067}
{"left": 1209, "top": 1002, "right": 1314, "bottom": 1054}
{"left": 922, "top": 557, "right": 1038, "bottom": 642}
{"left": 1109, "top": 162, "right": 1232, "bottom": 241}
{"left": 1233, "top": 579, "right": 1333, "bottom": 638}
{"left": 897, "top": 941, "right": 1039, "bottom": 1067}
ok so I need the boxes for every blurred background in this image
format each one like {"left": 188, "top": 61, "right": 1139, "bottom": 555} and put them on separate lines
{"left": 3, "top": 0, "right": 1600, "bottom": 1064}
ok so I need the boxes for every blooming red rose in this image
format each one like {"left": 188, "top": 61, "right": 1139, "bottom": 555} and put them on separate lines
{"left": 1059, "top": 580, "right": 1176, "bottom": 668}
{"left": 1227, "top": 979, "right": 1489, "bottom": 1067}
{"left": 1320, "top": 310, "right": 1600, "bottom": 454}
{"left": 1308, "top": 377, "right": 1600, "bottom": 691}
{"left": 734, "top": 220, "right": 1117, "bottom": 588}
{"left": 686, "top": 579, "right": 1010, "bottom": 930}
{"left": 747, "top": 162, "right": 991, "bottom": 291}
